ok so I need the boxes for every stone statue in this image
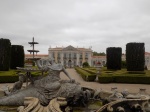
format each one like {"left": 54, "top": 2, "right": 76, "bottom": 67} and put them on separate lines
{"left": 11, "top": 73, "right": 25, "bottom": 93}
{"left": 0, "top": 58, "right": 82, "bottom": 106}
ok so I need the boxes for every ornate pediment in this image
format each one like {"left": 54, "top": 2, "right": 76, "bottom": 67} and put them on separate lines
{"left": 62, "top": 45, "right": 78, "bottom": 51}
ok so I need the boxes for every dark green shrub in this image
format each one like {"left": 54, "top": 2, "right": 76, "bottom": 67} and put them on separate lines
{"left": 98, "top": 75, "right": 113, "bottom": 83}
{"left": 114, "top": 75, "right": 150, "bottom": 84}
{"left": 0, "top": 76, "right": 18, "bottom": 83}
{"left": 82, "top": 62, "right": 90, "bottom": 68}
{"left": 0, "top": 38, "right": 11, "bottom": 71}
{"left": 106, "top": 47, "right": 122, "bottom": 70}
{"left": 127, "top": 71, "right": 145, "bottom": 74}
{"left": 10, "top": 45, "right": 25, "bottom": 69}
{"left": 75, "top": 67, "right": 96, "bottom": 81}
{"left": 126, "top": 43, "right": 145, "bottom": 71}
{"left": 81, "top": 68, "right": 96, "bottom": 74}
{"left": 121, "top": 61, "right": 126, "bottom": 68}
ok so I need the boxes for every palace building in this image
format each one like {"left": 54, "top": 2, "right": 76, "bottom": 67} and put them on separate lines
{"left": 25, "top": 45, "right": 150, "bottom": 69}
{"left": 48, "top": 45, "right": 106, "bottom": 67}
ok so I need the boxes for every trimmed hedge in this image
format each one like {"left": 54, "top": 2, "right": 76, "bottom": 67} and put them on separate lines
{"left": 0, "top": 38, "right": 11, "bottom": 71}
{"left": 126, "top": 43, "right": 145, "bottom": 71}
{"left": 98, "top": 74, "right": 150, "bottom": 84}
{"left": 114, "top": 75, "right": 150, "bottom": 84}
{"left": 106, "top": 47, "right": 122, "bottom": 70}
{"left": 98, "top": 75, "right": 113, "bottom": 83}
{"left": 81, "top": 68, "right": 97, "bottom": 74}
{"left": 0, "top": 76, "right": 18, "bottom": 83}
{"left": 75, "top": 67, "right": 96, "bottom": 81}
{"left": 10, "top": 45, "right": 25, "bottom": 69}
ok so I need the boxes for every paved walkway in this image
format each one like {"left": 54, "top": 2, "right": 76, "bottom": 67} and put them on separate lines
{"left": 60, "top": 68, "right": 150, "bottom": 94}
{"left": 0, "top": 69, "right": 149, "bottom": 94}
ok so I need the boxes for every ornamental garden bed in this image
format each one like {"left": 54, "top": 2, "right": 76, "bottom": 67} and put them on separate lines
{"left": 98, "top": 68, "right": 150, "bottom": 84}
{"left": 75, "top": 67, "right": 97, "bottom": 81}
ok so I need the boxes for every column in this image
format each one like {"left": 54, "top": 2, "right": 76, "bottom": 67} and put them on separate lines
{"left": 55, "top": 51, "right": 58, "bottom": 63}
{"left": 61, "top": 52, "right": 64, "bottom": 65}
{"left": 88, "top": 52, "right": 92, "bottom": 66}
{"left": 76, "top": 53, "right": 79, "bottom": 66}
{"left": 82, "top": 52, "right": 85, "bottom": 63}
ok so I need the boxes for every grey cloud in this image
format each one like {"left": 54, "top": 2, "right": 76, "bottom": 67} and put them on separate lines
{"left": 0, "top": 0, "right": 150, "bottom": 54}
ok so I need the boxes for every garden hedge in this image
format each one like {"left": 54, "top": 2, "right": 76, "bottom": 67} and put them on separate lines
{"left": 98, "top": 75, "right": 113, "bottom": 83}
{"left": 0, "top": 38, "right": 11, "bottom": 71}
{"left": 106, "top": 47, "right": 122, "bottom": 70}
{"left": 75, "top": 67, "right": 96, "bottom": 81}
{"left": 81, "top": 68, "right": 97, "bottom": 74}
{"left": 98, "top": 74, "right": 150, "bottom": 84}
{"left": 114, "top": 75, "right": 150, "bottom": 84}
{"left": 0, "top": 76, "right": 18, "bottom": 83}
{"left": 10, "top": 45, "right": 25, "bottom": 69}
{"left": 126, "top": 43, "right": 145, "bottom": 71}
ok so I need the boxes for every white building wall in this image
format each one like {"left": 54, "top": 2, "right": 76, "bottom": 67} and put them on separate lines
{"left": 60, "top": 52, "right": 63, "bottom": 65}
{"left": 88, "top": 53, "right": 92, "bottom": 66}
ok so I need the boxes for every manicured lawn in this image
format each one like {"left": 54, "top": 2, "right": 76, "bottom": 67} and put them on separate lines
{"left": 0, "top": 70, "right": 17, "bottom": 76}
{"left": 0, "top": 69, "right": 45, "bottom": 83}
{"left": 0, "top": 69, "right": 44, "bottom": 76}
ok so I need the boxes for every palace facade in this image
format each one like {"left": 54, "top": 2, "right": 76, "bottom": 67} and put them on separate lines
{"left": 48, "top": 45, "right": 106, "bottom": 67}
{"left": 25, "top": 46, "right": 150, "bottom": 69}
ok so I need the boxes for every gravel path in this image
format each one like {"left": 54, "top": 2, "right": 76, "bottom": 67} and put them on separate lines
{"left": 0, "top": 68, "right": 149, "bottom": 94}
{"left": 60, "top": 68, "right": 150, "bottom": 94}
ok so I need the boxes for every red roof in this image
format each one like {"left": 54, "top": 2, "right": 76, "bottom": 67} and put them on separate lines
{"left": 145, "top": 52, "right": 150, "bottom": 55}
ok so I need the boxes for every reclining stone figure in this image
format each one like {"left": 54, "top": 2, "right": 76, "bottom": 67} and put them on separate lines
{"left": 0, "top": 58, "right": 81, "bottom": 106}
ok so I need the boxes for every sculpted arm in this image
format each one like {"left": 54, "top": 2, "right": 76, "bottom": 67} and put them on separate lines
{"left": 62, "top": 67, "right": 75, "bottom": 82}
{"left": 35, "top": 60, "right": 48, "bottom": 71}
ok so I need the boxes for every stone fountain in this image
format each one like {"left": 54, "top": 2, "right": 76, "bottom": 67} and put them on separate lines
{"left": 0, "top": 59, "right": 150, "bottom": 112}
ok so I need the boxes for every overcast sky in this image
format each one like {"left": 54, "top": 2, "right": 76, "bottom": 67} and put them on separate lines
{"left": 0, "top": 0, "right": 150, "bottom": 54}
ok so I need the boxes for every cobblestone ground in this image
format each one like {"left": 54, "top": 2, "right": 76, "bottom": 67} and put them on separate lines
{"left": 60, "top": 68, "right": 150, "bottom": 94}
{"left": 0, "top": 68, "right": 149, "bottom": 94}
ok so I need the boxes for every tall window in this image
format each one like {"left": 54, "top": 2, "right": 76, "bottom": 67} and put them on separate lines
{"left": 74, "top": 53, "right": 76, "bottom": 59}
{"left": 80, "top": 53, "right": 82, "bottom": 59}
{"left": 69, "top": 53, "right": 71, "bottom": 59}
{"left": 57, "top": 52, "right": 60, "bottom": 59}
{"left": 80, "top": 61, "right": 82, "bottom": 66}
{"left": 52, "top": 52, "right": 54, "bottom": 58}
{"left": 74, "top": 61, "right": 76, "bottom": 66}
{"left": 64, "top": 53, "right": 66, "bottom": 59}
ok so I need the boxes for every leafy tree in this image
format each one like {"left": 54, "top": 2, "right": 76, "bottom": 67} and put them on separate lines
{"left": 0, "top": 38, "right": 11, "bottom": 71}
{"left": 93, "top": 51, "right": 106, "bottom": 56}
{"left": 82, "top": 62, "right": 90, "bottom": 68}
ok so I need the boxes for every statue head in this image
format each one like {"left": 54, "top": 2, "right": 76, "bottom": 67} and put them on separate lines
{"left": 18, "top": 74, "right": 25, "bottom": 82}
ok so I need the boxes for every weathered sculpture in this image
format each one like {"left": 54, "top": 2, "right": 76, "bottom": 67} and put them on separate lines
{"left": 0, "top": 58, "right": 82, "bottom": 106}
{"left": 0, "top": 58, "right": 150, "bottom": 112}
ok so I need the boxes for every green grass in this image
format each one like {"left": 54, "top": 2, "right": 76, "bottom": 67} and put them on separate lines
{"left": 0, "top": 70, "right": 17, "bottom": 76}
{"left": 0, "top": 69, "right": 45, "bottom": 83}
{"left": 0, "top": 70, "right": 43, "bottom": 76}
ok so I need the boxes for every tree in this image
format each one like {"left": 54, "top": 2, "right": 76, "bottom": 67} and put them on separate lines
{"left": 93, "top": 51, "right": 106, "bottom": 56}
{"left": 0, "top": 38, "right": 11, "bottom": 71}
{"left": 126, "top": 42, "right": 145, "bottom": 71}
{"left": 82, "top": 62, "right": 90, "bottom": 68}
{"left": 10, "top": 45, "right": 25, "bottom": 69}
{"left": 106, "top": 47, "right": 122, "bottom": 70}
